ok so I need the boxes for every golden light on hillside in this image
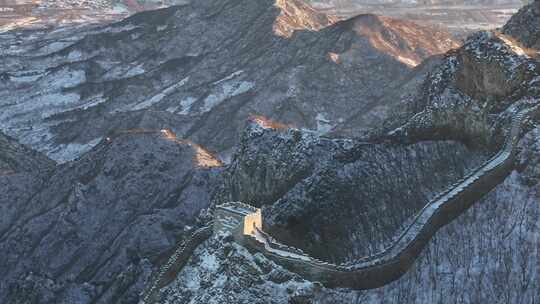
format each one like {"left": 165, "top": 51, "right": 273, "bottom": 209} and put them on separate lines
{"left": 109, "top": 129, "right": 222, "bottom": 168}
{"left": 351, "top": 16, "right": 461, "bottom": 67}
{"left": 395, "top": 55, "right": 419, "bottom": 68}
{"left": 328, "top": 52, "right": 341, "bottom": 64}
{"left": 160, "top": 129, "right": 223, "bottom": 168}
{"left": 0, "top": 16, "right": 39, "bottom": 31}
{"left": 190, "top": 143, "right": 223, "bottom": 168}
{"left": 249, "top": 115, "right": 291, "bottom": 130}
{"left": 273, "top": 0, "right": 338, "bottom": 38}
{"left": 496, "top": 32, "right": 539, "bottom": 58}
{"left": 160, "top": 129, "right": 176, "bottom": 141}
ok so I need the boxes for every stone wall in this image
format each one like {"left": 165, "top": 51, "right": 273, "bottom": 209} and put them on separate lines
{"left": 140, "top": 104, "right": 538, "bottom": 301}
{"left": 140, "top": 224, "right": 213, "bottom": 304}
{"left": 240, "top": 104, "right": 540, "bottom": 289}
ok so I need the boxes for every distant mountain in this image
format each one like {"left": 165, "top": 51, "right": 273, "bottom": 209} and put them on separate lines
{"left": 310, "top": 0, "right": 523, "bottom": 5}
{"left": 0, "top": 0, "right": 459, "bottom": 162}
{"left": 0, "top": 0, "right": 190, "bottom": 31}
{"left": 308, "top": 0, "right": 524, "bottom": 40}
{"left": 36, "top": 0, "right": 186, "bottom": 11}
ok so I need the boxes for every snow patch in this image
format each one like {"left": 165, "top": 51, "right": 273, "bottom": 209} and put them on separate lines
{"left": 78, "top": 95, "right": 108, "bottom": 111}
{"left": 38, "top": 41, "right": 72, "bottom": 54}
{"left": 67, "top": 49, "right": 83, "bottom": 61}
{"left": 178, "top": 265, "right": 201, "bottom": 290}
{"left": 213, "top": 70, "right": 244, "bottom": 85}
{"left": 42, "top": 69, "right": 86, "bottom": 89}
{"left": 48, "top": 137, "right": 103, "bottom": 163}
{"left": 199, "top": 252, "right": 219, "bottom": 272}
{"left": 315, "top": 113, "right": 333, "bottom": 135}
{"left": 130, "top": 32, "right": 142, "bottom": 40}
{"left": 127, "top": 77, "right": 190, "bottom": 112}
{"left": 124, "top": 64, "right": 145, "bottom": 78}
{"left": 178, "top": 97, "right": 197, "bottom": 115}
{"left": 9, "top": 73, "right": 42, "bottom": 83}
{"left": 38, "top": 93, "right": 82, "bottom": 118}
{"left": 202, "top": 80, "right": 254, "bottom": 113}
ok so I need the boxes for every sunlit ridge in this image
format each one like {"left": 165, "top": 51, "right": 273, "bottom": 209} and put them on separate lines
{"left": 109, "top": 129, "right": 222, "bottom": 168}
{"left": 160, "top": 129, "right": 223, "bottom": 168}
{"left": 249, "top": 115, "right": 291, "bottom": 130}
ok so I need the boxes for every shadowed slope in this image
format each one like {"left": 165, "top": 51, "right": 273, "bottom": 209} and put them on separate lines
{"left": 0, "top": 131, "right": 221, "bottom": 303}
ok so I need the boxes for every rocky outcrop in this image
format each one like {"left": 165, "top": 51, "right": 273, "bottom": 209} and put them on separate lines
{"left": 454, "top": 32, "right": 537, "bottom": 101}
{"left": 502, "top": 1, "right": 540, "bottom": 50}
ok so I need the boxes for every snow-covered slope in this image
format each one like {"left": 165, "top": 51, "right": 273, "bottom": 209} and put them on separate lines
{"left": 0, "top": 2, "right": 538, "bottom": 304}
{"left": 0, "top": 0, "right": 459, "bottom": 162}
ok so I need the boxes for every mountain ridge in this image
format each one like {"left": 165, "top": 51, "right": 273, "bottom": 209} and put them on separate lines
{"left": 0, "top": 1, "right": 538, "bottom": 303}
{"left": 0, "top": 0, "right": 459, "bottom": 163}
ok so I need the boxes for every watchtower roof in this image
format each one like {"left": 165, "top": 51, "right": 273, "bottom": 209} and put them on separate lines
{"left": 216, "top": 202, "right": 258, "bottom": 216}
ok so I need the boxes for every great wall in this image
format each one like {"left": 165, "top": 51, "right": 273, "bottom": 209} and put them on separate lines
{"left": 140, "top": 103, "right": 539, "bottom": 304}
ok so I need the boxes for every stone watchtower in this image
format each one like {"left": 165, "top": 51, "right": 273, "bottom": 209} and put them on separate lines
{"left": 214, "top": 202, "right": 262, "bottom": 245}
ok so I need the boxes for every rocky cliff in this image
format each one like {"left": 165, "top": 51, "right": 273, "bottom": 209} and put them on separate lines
{"left": 503, "top": 1, "right": 540, "bottom": 50}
